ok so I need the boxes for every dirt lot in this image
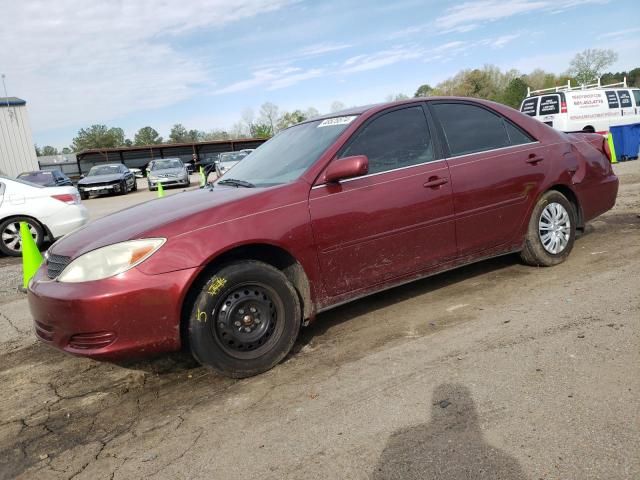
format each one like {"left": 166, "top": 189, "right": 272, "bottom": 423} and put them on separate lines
{"left": 1, "top": 165, "right": 638, "bottom": 480}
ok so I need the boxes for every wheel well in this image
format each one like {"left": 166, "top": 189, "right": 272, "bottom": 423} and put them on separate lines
{"left": 582, "top": 125, "right": 595, "bottom": 133}
{"left": 548, "top": 185, "right": 583, "bottom": 228}
{"left": 0, "top": 214, "right": 50, "bottom": 239}
{"left": 180, "top": 244, "right": 313, "bottom": 346}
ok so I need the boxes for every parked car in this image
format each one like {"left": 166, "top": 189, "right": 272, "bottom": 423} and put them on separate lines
{"left": 0, "top": 176, "right": 88, "bottom": 256}
{"left": 28, "top": 97, "right": 618, "bottom": 378}
{"left": 129, "top": 167, "right": 144, "bottom": 179}
{"left": 214, "top": 151, "right": 250, "bottom": 177}
{"left": 17, "top": 170, "right": 73, "bottom": 187}
{"left": 77, "top": 164, "right": 137, "bottom": 199}
{"left": 521, "top": 78, "right": 640, "bottom": 133}
{"left": 146, "top": 158, "right": 190, "bottom": 191}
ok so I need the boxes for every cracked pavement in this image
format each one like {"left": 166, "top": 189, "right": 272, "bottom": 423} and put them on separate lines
{"left": 1, "top": 164, "right": 639, "bottom": 479}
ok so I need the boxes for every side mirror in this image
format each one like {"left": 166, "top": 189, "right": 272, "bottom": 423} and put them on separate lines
{"left": 324, "top": 155, "right": 369, "bottom": 183}
{"left": 80, "top": 174, "right": 85, "bottom": 179}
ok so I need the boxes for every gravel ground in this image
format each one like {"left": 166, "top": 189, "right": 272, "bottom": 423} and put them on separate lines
{"left": 0, "top": 164, "right": 638, "bottom": 480}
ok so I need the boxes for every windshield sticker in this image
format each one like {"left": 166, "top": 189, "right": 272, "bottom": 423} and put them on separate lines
{"left": 317, "top": 116, "right": 357, "bottom": 128}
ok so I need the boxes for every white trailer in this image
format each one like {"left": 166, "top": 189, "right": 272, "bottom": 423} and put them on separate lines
{"left": 0, "top": 97, "right": 39, "bottom": 177}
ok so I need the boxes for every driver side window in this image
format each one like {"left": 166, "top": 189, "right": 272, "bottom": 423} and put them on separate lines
{"left": 340, "top": 106, "right": 434, "bottom": 175}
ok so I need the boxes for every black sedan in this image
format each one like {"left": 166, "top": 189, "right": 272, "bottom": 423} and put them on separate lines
{"left": 17, "top": 170, "right": 73, "bottom": 187}
{"left": 77, "top": 164, "right": 137, "bottom": 199}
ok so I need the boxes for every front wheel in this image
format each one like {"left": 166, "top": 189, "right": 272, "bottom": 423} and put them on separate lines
{"left": 187, "top": 261, "right": 301, "bottom": 378}
{"left": 521, "top": 190, "right": 576, "bottom": 267}
{"left": 0, "top": 217, "right": 44, "bottom": 257}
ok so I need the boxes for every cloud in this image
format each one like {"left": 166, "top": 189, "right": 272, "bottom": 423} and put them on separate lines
{"left": 598, "top": 27, "right": 640, "bottom": 40}
{"left": 485, "top": 34, "right": 521, "bottom": 49}
{"left": 341, "top": 47, "right": 423, "bottom": 73}
{"left": 214, "top": 66, "right": 325, "bottom": 93}
{"left": 435, "top": 0, "right": 608, "bottom": 33}
{"left": 0, "top": 0, "right": 295, "bottom": 134}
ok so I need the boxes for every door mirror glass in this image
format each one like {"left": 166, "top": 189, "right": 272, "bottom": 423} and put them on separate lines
{"left": 324, "top": 155, "right": 369, "bottom": 183}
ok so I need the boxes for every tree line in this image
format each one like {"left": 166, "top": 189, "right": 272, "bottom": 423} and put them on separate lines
{"left": 36, "top": 49, "right": 637, "bottom": 156}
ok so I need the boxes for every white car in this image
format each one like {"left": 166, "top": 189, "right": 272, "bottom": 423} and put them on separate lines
{"left": 0, "top": 176, "right": 89, "bottom": 256}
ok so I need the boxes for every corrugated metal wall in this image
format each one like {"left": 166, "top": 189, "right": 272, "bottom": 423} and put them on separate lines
{"left": 0, "top": 103, "right": 39, "bottom": 177}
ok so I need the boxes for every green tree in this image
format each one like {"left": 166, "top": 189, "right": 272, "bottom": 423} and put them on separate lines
{"left": 501, "top": 77, "right": 529, "bottom": 108}
{"left": 567, "top": 48, "right": 618, "bottom": 85}
{"left": 72, "top": 125, "right": 126, "bottom": 151}
{"left": 250, "top": 123, "right": 273, "bottom": 138}
{"left": 134, "top": 126, "right": 163, "bottom": 146}
{"left": 61, "top": 147, "right": 72, "bottom": 154}
{"left": 277, "top": 110, "right": 307, "bottom": 130}
{"left": 414, "top": 84, "right": 433, "bottom": 97}
{"left": 258, "top": 102, "right": 279, "bottom": 134}
{"left": 34, "top": 144, "right": 41, "bottom": 156}
{"left": 168, "top": 123, "right": 189, "bottom": 143}
{"left": 41, "top": 145, "right": 59, "bottom": 156}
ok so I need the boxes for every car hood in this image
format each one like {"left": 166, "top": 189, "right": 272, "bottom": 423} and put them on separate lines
{"left": 149, "top": 167, "right": 185, "bottom": 176}
{"left": 78, "top": 174, "right": 123, "bottom": 185}
{"left": 50, "top": 185, "right": 278, "bottom": 258}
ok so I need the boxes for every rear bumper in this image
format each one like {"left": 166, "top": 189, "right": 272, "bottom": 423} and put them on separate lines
{"left": 44, "top": 204, "right": 90, "bottom": 238}
{"left": 27, "top": 265, "right": 198, "bottom": 360}
{"left": 576, "top": 174, "right": 619, "bottom": 222}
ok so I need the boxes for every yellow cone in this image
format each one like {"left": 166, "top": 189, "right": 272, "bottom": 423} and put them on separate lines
{"left": 157, "top": 181, "right": 165, "bottom": 198}
{"left": 199, "top": 166, "right": 206, "bottom": 187}
{"left": 20, "top": 221, "right": 43, "bottom": 289}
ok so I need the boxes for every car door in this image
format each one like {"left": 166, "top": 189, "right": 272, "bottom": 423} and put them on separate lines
{"left": 309, "top": 104, "right": 456, "bottom": 297}
{"left": 429, "top": 101, "right": 548, "bottom": 257}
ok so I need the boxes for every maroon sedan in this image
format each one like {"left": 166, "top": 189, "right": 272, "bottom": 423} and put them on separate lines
{"left": 28, "top": 98, "right": 618, "bottom": 377}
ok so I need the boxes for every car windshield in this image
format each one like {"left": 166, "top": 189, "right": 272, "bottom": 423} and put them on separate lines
{"left": 88, "top": 165, "right": 121, "bottom": 176}
{"left": 151, "top": 159, "right": 183, "bottom": 170}
{"left": 218, "top": 152, "right": 248, "bottom": 163}
{"left": 18, "top": 171, "right": 53, "bottom": 183}
{"left": 216, "top": 118, "right": 355, "bottom": 187}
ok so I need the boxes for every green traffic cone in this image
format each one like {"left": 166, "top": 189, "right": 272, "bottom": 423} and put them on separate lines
{"left": 199, "top": 166, "right": 206, "bottom": 187}
{"left": 606, "top": 133, "right": 617, "bottom": 164}
{"left": 157, "top": 182, "right": 165, "bottom": 198}
{"left": 20, "top": 221, "right": 44, "bottom": 291}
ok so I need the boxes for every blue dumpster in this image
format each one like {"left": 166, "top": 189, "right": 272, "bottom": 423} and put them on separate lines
{"left": 610, "top": 123, "right": 640, "bottom": 161}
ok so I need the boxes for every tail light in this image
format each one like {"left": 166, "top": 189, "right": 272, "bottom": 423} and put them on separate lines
{"left": 561, "top": 102, "right": 567, "bottom": 113}
{"left": 51, "top": 193, "right": 80, "bottom": 205}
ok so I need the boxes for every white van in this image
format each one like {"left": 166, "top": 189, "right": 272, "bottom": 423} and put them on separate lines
{"left": 520, "top": 78, "right": 640, "bottom": 133}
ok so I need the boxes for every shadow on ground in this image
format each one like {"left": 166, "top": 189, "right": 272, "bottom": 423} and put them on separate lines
{"left": 372, "top": 383, "right": 528, "bottom": 480}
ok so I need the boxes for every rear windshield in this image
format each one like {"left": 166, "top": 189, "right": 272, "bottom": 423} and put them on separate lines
{"left": 521, "top": 97, "right": 538, "bottom": 116}
{"left": 605, "top": 91, "right": 619, "bottom": 108}
{"left": 539, "top": 95, "right": 560, "bottom": 115}
{"left": 618, "top": 91, "right": 633, "bottom": 108}
{"left": 18, "top": 171, "right": 53, "bottom": 183}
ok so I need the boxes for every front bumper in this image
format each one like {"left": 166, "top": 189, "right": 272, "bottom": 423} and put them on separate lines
{"left": 78, "top": 183, "right": 124, "bottom": 195}
{"left": 148, "top": 177, "right": 190, "bottom": 188}
{"left": 27, "top": 265, "right": 198, "bottom": 360}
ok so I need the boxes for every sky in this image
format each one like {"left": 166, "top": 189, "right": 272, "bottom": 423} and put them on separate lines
{"left": 1, "top": 0, "right": 639, "bottom": 149}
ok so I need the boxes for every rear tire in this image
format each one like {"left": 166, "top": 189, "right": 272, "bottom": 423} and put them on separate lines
{"left": 187, "top": 260, "right": 301, "bottom": 378}
{"left": 521, "top": 190, "right": 576, "bottom": 267}
{"left": 0, "top": 217, "right": 44, "bottom": 257}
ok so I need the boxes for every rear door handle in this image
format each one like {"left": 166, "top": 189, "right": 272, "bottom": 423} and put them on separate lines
{"left": 423, "top": 177, "right": 448, "bottom": 188}
{"left": 526, "top": 153, "right": 544, "bottom": 165}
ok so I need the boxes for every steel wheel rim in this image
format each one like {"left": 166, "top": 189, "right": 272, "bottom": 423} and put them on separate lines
{"left": 538, "top": 202, "right": 571, "bottom": 254}
{"left": 1, "top": 222, "right": 37, "bottom": 253}
{"left": 212, "top": 283, "right": 283, "bottom": 360}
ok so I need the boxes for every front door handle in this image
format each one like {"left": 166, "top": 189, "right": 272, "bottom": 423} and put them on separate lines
{"left": 526, "top": 153, "right": 544, "bottom": 165}
{"left": 423, "top": 177, "right": 448, "bottom": 188}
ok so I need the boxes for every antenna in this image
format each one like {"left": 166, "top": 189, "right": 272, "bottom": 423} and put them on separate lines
{"left": 1, "top": 74, "right": 16, "bottom": 120}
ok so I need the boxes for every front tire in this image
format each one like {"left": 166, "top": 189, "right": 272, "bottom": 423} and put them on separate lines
{"left": 188, "top": 261, "right": 301, "bottom": 378}
{"left": 521, "top": 190, "right": 576, "bottom": 267}
{"left": 0, "top": 217, "right": 44, "bottom": 257}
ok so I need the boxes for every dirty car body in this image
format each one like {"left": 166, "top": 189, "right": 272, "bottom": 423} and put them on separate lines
{"left": 28, "top": 97, "right": 618, "bottom": 377}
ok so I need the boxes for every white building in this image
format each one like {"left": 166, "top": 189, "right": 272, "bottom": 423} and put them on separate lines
{"left": 0, "top": 97, "right": 39, "bottom": 177}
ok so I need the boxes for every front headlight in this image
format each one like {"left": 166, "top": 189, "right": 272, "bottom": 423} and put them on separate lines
{"left": 57, "top": 239, "right": 165, "bottom": 283}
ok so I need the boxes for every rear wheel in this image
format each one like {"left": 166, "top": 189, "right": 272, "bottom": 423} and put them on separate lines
{"left": 0, "top": 217, "right": 44, "bottom": 257}
{"left": 521, "top": 190, "right": 576, "bottom": 267}
{"left": 187, "top": 261, "right": 301, "bottom": 378}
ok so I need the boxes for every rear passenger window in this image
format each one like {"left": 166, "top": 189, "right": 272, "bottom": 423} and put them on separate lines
{"left": 433, "top": 103, "right": 510, "bottom": 156}
{"left": 618, "top": 91, "right": 633, "bottom": 108}
{"left": 521, "top": 98, "right": 538, "bottom": 116}
{"left": 539, "top": 96, "right": 560, "bottom": 115}
{"left": 340, "top": 106, "right": 434, "bottom": 175}
{"left": 605, "top": 91, "right": 619, "bottom": 108}
{"left": 504, "top": 121, "right": 534, "bottom": 146}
